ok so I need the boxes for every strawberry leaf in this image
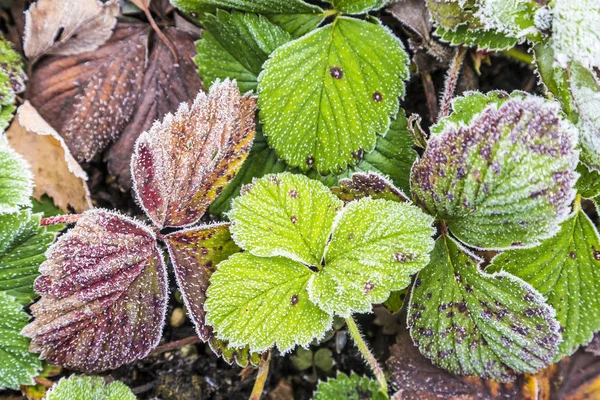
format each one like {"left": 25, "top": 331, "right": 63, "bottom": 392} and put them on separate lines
{"left": 195, "top": 10, "right": 291, "bottom": 93}
{"left": 409, "top": 235, "right": 560, "bottom": 381}
{"left": 488, "top": 209, "right": 600, "bottom": 359}
{"left": 314, "top": 372, "right": 387, "bottom": 400}
{"left": 0, "top": 210, "right": 56, "bottom": 304}
{"left": 205, "top": 252, "right": 332, "bottom": 353}
{"left": 0, "top": 292, "right": 41, "bottom": 389}
{"left": 0, "top": 37, "right": 26, "bottom": 130}
{"left": 22, "top": 210, "right": 168, "bottom": 371}
{"left": 0, "top": 137, "right": 33, "bottom": 214}
{"left": 131, "top": 79, "right": 256, "bottom": 228}
{"left": 208, "top": 337, "right": 260, "bottom": 367}
{"left": 257, "top": 16, "right": 409, "bottom": 174}
{"left": 229, "top": 172, "right": 343, "bottom": 266}
{"left": 327, "top": 0, "right": 388, "bottom": 14}
{"left": 331, "top": 172, "right": 409, "bottom": 203}
{"left": 308, "top": 198, "right": 435, "bottom": 317}
{"left": 45, "top": 376, "right": 135, "bottom": 400}
{"left": 411, "top": 92, "right": 578, "bottom": 249}
{"left": 576, "top": 163, "right": 600, "bottom": 199}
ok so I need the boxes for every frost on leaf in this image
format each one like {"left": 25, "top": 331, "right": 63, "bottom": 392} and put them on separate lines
{"left": 45, "top": 376, "right": 135, "bottom": 400}
{"left": 475, "top": 0, "right": 541, "bottom": 39}
{"left": 327, "top": 0, "right": 388, "bottom": 14}
{"left": 131, "top": 79, "right": 256, "bottom": 229}
{"left": 0, "top": 292, "right": 41, "bottom": 390}
{"left": 409, "top": 235, "right": 560, "bottom": 382}
{"left": 313, "top": 372, "right": 386, "bottom": 400}
{"left": 205, "top": 252, "right": 332, "bottom": 353}
{"left": 551, "top": 0, "right": 600, "bottom": 70}
{"left": 195, "top": 10, "right": 291, "bottom": 93}
{"left": 309, "top": 198, "right": 435, "bottom": 317}
{"left": 208, "top": 337, "right": 260, "bottom": 367}
{"left": 488, "top": 209, "right": 600, "bottom": 359}
{"left": 0, "top": 37, "right": 26, "bottom": 130}
{"left": 411, "top": 92, "right": 578, "bottom": 249}
{"left": 332, "top": 172, "right": 409, "bottom": 203}
{"left": 257, "top": 16, "right": 409, "bottom": 174}
{"left": 23, "top": 0, "right": 119, "bottom": 60}
{"left": 576, "top": 163, "right": 600, "bottom": 199}
{"left": 165, "top": 223, "right": 239, "bottom": 341}
{"left": 22, "top": 210, "right": 168, "bottom": 372}
{"left": 0, "top": 210, "right": 56, "bottom": 304}
{"left": 229, "top": 172, "right": 342, "bottom": 266}
{"left": 0, "top": 136, "right": 33, "bottom": 214}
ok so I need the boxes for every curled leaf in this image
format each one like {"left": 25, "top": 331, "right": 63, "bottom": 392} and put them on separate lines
{"left": 22, "top": 210, "right": 168, "bottom": 372}
{"left": 131, "top": 79, "right": 256, "bottom": 228}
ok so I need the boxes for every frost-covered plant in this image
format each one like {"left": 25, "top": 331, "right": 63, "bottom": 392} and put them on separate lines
{"left": 0, "top": 36, "right": 26, "bottom": 130}
{"left": 45, "top": 375, "right": 135, "bottom": 400}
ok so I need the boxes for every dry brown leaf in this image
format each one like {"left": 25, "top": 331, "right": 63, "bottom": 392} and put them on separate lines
{"left": 23, "top": 0, "right": 119, "bottom": 60}
{"left": 5, "top": 101, "right": 92, "bottom": 213}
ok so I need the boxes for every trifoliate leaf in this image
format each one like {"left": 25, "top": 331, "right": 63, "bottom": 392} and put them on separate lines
{"left": 327, "top": 0, "right": 388, "bottom": 14}
{"left": 568, "top": 62, "right": 600, "bottom": 171}
{"left": 0, "top": 137, "right": 33, "bottom": 214}
{"left": 0, "top": 292, "right": 41, "bottom": 389}
{"left": 411, "top": 92, "right": 578, "bottom": 249}
{"left": 488, "top": 209, "right": 600, "bottom": 359}
{"left": 257, "top": 16, "right": 409, "bottom": 174}
{"left": 0, "top": 210, "right": 56, "bottom": 304}
{"left": 331, "top": 172, "right": 409, "bottom": 203}
{"left": 551, "top": 0, "right": 600, "bottom": 70}
{"left": 195, "top": 11, "right": 291, "bottom": 93}
{"left": 308, "top": 198, "right": 435, "bottom": 317}
{"left": 172, "top": 0, "right": 324, "bottom": 37}
{"left": 313, "top": 372, "right": 387, "bottom": 400}
{"left": 131, "top": 79, "right": 256, "bottom": 229}
{"left": 229, "top": 173, "right": 343, "bottom": 266}
{"left": 165, "top": 223, "right": 240, "bottom": 341}
{"left": 45, "top": 376, "right": 135, "bottom": 400}
{"left": 22, "top": 210, "right": 168, "bottom": 371}
{"left": 576, "top": 162, "right": 600, "bottom": 199}
{"left": 409, "top": 235, "right": 560, "bottom": 381}
{"left": 205, "top": 252, "right": 332, "bottom": 353}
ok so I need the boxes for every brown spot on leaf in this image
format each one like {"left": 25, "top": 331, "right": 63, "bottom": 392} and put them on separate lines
{"left": 290, "top": 295, "right": 299, "bottom": 305}
{"left": 330, "top": 66, "right": 343, "bottom": 79}
{"left": 372, "top": 92, "right": 383, "bottom": 102}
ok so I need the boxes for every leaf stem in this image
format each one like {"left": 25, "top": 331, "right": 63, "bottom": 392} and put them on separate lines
{"left": 421, "top": 71, "right": 438, "bottom": 123}
{"left": 148, "top": 335, "right": 201, "bottom": 357}
{"left": 574, "top": 193, "right": 582, "bottom": 213}
{"left": 142, "top": 3, "right": 179, "bottom": 62}
{"left": 344, "top": 316, "right": 387, "bottom": 395}
{"left": 33, "top": 376, "right": 54, "bottom": 388}
{"left": 437, "top": 46, "right": 467, "bottom": 121}
{"left": 500, "top": 48, "right": 534, "bottom": 65}
{"left": 249, "top": 351, "right": 271, "bottom": 400}
{"left": 40, "top": 214, "right": 81, "bottom": 226}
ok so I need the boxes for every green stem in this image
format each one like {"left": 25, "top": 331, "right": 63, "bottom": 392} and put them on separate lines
{"left": 500, "top": 48, "right": 534, "bottom": 65}
{"left": 249, "top": 351, "right": 271, "bottom": 400}
{"left": 345, "top": 316, "right": 388, "bottom": 395}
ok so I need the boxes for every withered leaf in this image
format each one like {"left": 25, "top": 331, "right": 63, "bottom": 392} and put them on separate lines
{"left": 26, "top": 23, "right": 149, "bottom": 162}
{"left": 131, "top": 79, "right": 256, "bottom": 229}
{"left": 6, "top": 101, "right": 92, "bottom": 213}
{"left": 22, "top": 210, "right": 168, "bottom": 372}
{"left": 23, "top": 0, "right": 119, "bottom": 60}
{"left": 106, "top": 27, "right": 203, "bottom": 188}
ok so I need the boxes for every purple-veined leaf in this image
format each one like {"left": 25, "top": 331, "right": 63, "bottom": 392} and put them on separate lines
{"left": 21, "top": 210, "right": 168, "bottom": 372}
{"left": 131, "top": 79, "right": 256, "bottom": 229}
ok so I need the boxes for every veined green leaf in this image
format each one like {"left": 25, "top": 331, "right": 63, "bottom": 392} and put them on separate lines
{"left": 45, "top": 376, "right": 135, "bottom": 400}
{"left": 327, "top": 0, "right": 388, "bottom": 14}
{"left": 195, "top": 11, "right": 291, "bottom": 93}
{"left": 205, "top": 253, "right": 332, "bottom": 353}
{"left": 313, "top": 372, "right": 387, "bottom": 400}
{"left": 409, "top": 236, "right": 560, "bottom": 382}
{"left": 258, "top": 16, "right": 409, "bottom": 174}
{"left": 0, "top": 292, "right": 41, "bottom": 389}
{"left": 308, "top": 198, "right": 435, "bottom": 317}
{"left": 575, "top": 162, "right": 600, "bottom": 199}
{"left": 434, "top": 24, "right": 519, "bottom": 51}
{"left": 0, "top": 137, "right": 33, "bottom": 214}
{"left": 476, "top": 0, "right": 541, "bottom": 40}
{"left": 488, "top": 209, "right": 600, "bottom": 359}
{"left": 229, "top": 173, "right": 342, "bottom": 266}
{"left": 411, "top": 92, "right": 579, "bottom": 249}
{"left": 0, "top": 210, "right": 56, "bottom": 304}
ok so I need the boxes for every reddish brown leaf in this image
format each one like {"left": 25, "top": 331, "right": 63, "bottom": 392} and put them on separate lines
{"left": 26, "top": 23, "right": 149, "bottom": 162}
{"left": 105, "top": 27, "right": 203, "bottom": 188}
{"left": 165, "top": 223, "right": 239, "bottom": 341}
{"left": 131, "top": 79, "right": 256, "bottom": 228}
{"left": 21, "top": 210, "right": 168, "bottom": 372}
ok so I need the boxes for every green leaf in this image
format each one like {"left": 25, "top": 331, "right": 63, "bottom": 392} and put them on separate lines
{"left": 551, "top": 0, "right": 600, "bottom": 70}
{"left": 313, "top": 372, "right": 387, "bottom": 400}
{"left": 0, "top": 292, "right": 41, "bottom": 389}
{"left": 258, "top": 16, "right": 409, "bottom": 174}
{"left": 576, "top": 162, "right": 600, "bottom": 199}
{"left": 205, "top": 252, "right": 332, "bottom": 353}
{"left": 411, "top": 92, "right": 579, "bottom": 249}
{"left": 0, "top": 210, "right": 56, "bottom": 304}
{"left": 327, "top": 0, "right": 388, "bottom": 14}
{"left": 229, "top": 172, "right": 343, "bottom": 266}
{"left": 0, "top": 36, "right": 26, "bottom": 131}
{"left": 0, "top": 137, "right": 33, "bottom": 214}
{"left": 475, "top": 0, "right": 541, "bottom": 40}
{"left": 46, "top": 376, "right": 135, "bottom": 400}
{"left": 488, "top": 208, "right": 600, "bottom": 359}
{"left": 195, "top": 11, "right": 291, "bottom": 93}
{"left": 409, "top": 236, "right": 560, "bottom": 381}
{"left": 434, "top": 24, "right": 519, "bottom": 51}
{"left": 208, "top": 337, "right": 260, "bottom": 367}
{"left": 308, "top": 198, "right": 435, "bottom": 317}
{"left": 533, "top": 43, "right": 575, "bottom": 116}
